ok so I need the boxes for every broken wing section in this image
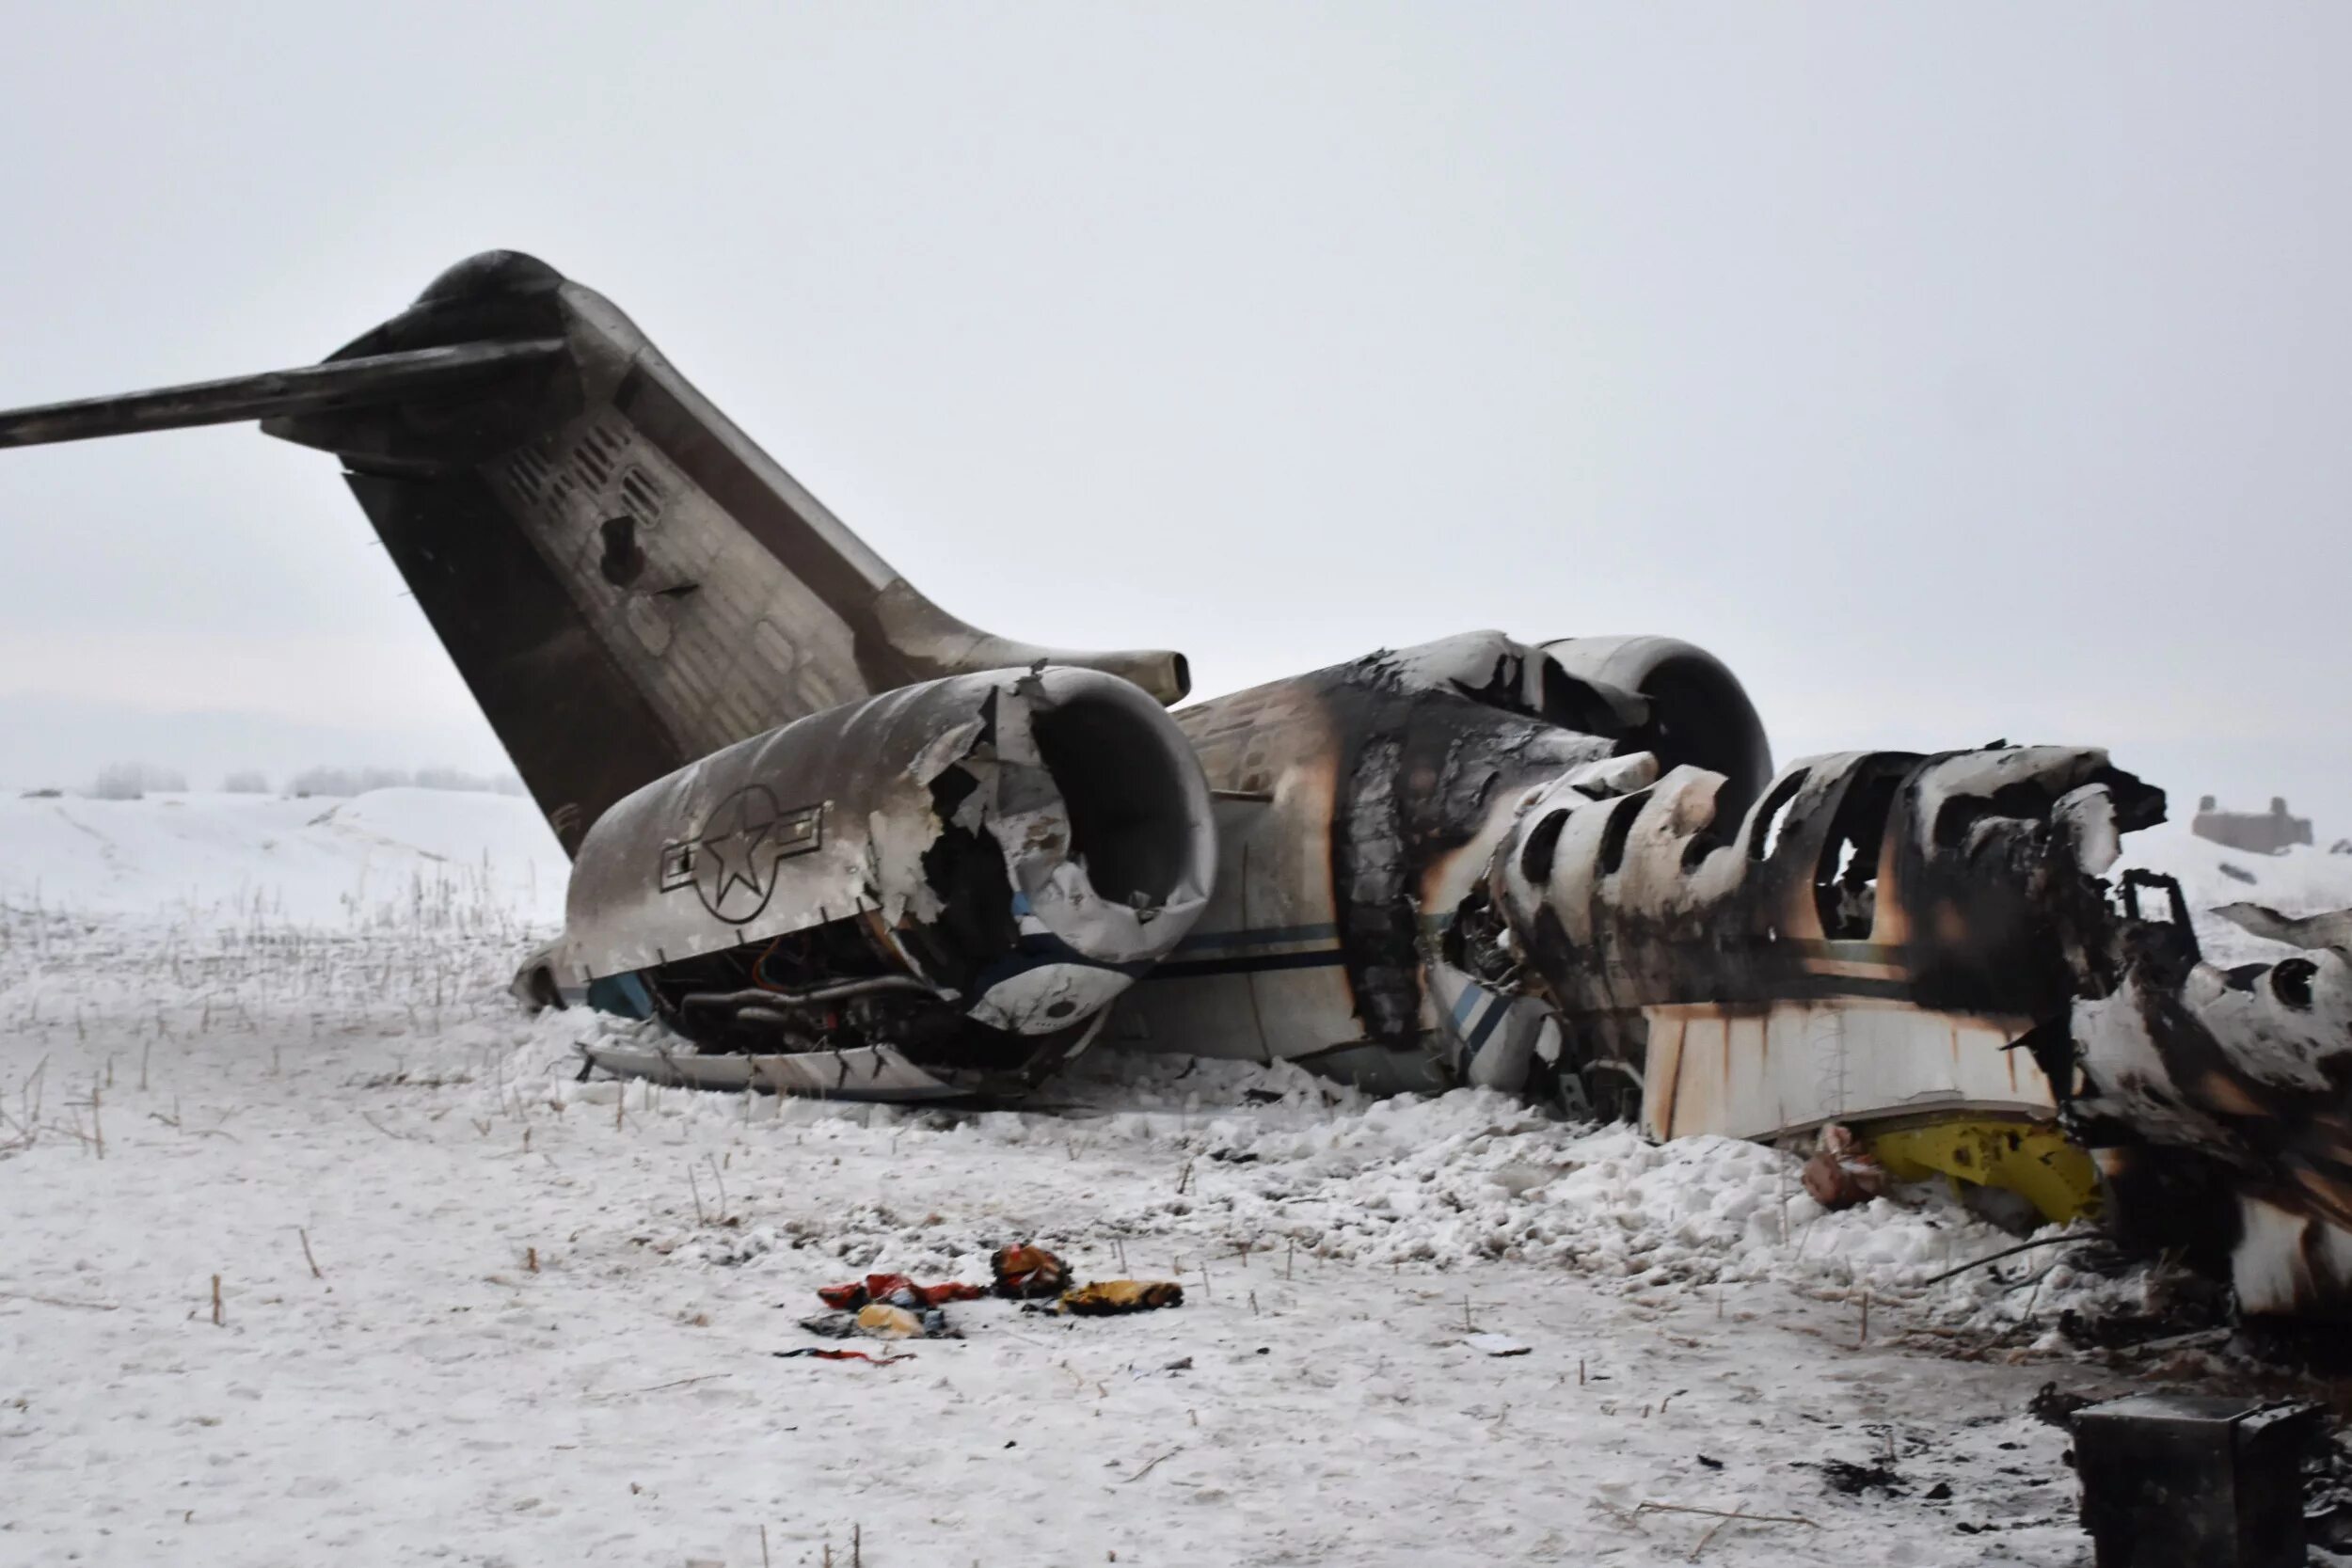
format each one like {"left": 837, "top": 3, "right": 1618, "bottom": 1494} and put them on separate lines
{"left": 548, "top": 666, "right": 1215, "bottom": 1101}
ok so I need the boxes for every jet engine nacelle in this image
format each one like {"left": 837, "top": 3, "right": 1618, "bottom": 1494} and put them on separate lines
{"left": 1540, "top": 635, "right": 1772, "bottom": 824}
{"left": 548, "top": 666, "right": 1216, "bottom": 1096}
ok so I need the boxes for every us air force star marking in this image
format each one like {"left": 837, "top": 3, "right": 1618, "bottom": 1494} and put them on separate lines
{"left": 693, "top": 785, "right": 779, "bottom": 923}
{"left": 660, "top": 786, "right": 825, "bottom": 925}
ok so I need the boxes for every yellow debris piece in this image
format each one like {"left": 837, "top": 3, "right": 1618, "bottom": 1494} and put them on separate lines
{"left": 1867, "top": 1118, "right": 2102, "bottom": 1226}
{"left": 1058, "top": 1279, "right": 1184, "bottom": 1316}
{"left": 853, "top": 1303, "right": 926, "bottom": 1338}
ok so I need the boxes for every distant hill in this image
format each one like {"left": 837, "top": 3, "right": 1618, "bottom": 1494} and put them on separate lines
{"left": 0, "top": 787, "right": 566, "bottom": 927}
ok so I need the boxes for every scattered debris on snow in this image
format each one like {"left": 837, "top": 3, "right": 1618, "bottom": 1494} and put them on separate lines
{"left": 7, "top": 790, "right": 2352, "bottom": 1565}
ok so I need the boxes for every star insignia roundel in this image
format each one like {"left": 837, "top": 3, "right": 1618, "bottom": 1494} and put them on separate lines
{"left": 659, "top": 785, "right": 823, "bottom": 925}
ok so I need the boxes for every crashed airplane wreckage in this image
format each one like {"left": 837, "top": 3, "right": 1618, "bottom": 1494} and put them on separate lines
{"left": 5, "top": 249, "right": 2351, "bottom": 1319}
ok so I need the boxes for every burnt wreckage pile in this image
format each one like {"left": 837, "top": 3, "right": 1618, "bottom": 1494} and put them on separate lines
{"left": 4, "top": 251, "right": 2348, "bottom": 1323}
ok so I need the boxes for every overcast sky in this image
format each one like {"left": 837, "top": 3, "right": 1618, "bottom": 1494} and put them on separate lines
{"left": 1, "top": 4, "right": 2344, "bottom": 828}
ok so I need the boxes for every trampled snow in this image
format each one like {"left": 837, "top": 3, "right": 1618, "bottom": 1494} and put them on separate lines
{"left": 5, "top": 790, "right": 2348, "bottom": 1565}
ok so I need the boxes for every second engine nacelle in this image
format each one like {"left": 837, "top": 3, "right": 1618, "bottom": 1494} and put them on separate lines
{"left": 550, "top": 666, "right": 1216, "bottom": 1094}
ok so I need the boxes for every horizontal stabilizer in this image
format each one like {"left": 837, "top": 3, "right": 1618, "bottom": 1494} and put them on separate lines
{"left": 0, "top": 339, "right": 564, "bottom": 449}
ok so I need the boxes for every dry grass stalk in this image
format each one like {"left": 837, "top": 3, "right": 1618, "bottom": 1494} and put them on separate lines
{"left": 299, "top": 1227, "right": 324, "bottom": 1279}
{"left": 1120, "top": 1449, "right": 1181, "bottom": 1484}
{"left": 210, "top": 1274, "right": 223, "bottom": 1326}
{"left": 588, "top": 1373, "right": 731, "bottom": 1401}
{"left": 1633, "top": 1501, "right": 1817, "bottom": 1528}
{"left": 360, "top": 1112, "right": 413, "bottom": 1142}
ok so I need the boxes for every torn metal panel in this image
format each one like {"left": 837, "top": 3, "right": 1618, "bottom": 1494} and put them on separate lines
{"left": 576, "top": 1041, "right": 966, "bottom": 1101}
{"left": 2215, "top": 901, "right": 2352, "bottom": 954}
{"left": 1638, "top": 1002, "right": 2052, "bottom": 1144}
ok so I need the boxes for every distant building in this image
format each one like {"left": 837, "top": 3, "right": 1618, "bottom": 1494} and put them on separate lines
{"left": 2190, "top": 795, "right": 2313, "bottom": 856}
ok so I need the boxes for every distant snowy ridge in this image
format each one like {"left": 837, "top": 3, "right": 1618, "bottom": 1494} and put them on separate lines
{"left": 0, "top": 786, "right": 567, "bottom": 927}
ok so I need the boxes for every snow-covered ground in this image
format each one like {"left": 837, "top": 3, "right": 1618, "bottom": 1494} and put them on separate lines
{"left": 5, "top": 790, "right": 2349, "bottom": 1566}
{"left": 2112, "top": 815, "right": 2352, "bottom": 962}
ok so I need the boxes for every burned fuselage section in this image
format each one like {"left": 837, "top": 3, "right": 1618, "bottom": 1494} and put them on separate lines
{"left": 548, "top": 665, "right": 1214, "bottom": 1099}
{"left": 1112, "top": 628, "right": 2352, "bottom": 1319}
{"left": 1124, "top": 633, "right": 2153, "bottom": 1148}
{"left": 1363, "top": 655, "right": 2352, "bottom": 1321}
{"left": 1454, "top": 744, "right": 2162, "bottom": 1141}
{"left": 2072, "top": 895, "right": 2352, "bottom": 1319}
{"left": 1113, "top": 631, "right": 1772, "bottom": 1092}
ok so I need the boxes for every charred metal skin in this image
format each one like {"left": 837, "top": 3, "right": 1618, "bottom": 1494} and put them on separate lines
{"left": 1112, "top": 630, "right": 1772, "bottom": 1092}
{"left": 2071, "top": 899, "right": 2352, "bottom": 1320}
{"left": 554, "top": 665, "right": 1213, "bottom": 1099}
{"left": 1454, "top": 745, "right": 2162, "bottom": 1134}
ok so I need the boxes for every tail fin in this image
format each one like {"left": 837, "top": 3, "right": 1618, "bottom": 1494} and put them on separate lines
{"left": 0, "top": 251, "right": 1188, "bottom": 851}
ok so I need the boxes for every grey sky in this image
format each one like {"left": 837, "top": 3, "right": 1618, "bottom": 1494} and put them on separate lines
{"left": 2, "top": 4, "right": 2344, "bottom": 827}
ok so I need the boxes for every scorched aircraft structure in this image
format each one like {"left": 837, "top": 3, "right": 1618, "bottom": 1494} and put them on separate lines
{"left": 6, "top": 252, "right": 2351, "bottom": 1322}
